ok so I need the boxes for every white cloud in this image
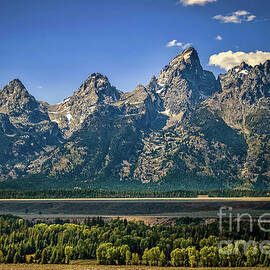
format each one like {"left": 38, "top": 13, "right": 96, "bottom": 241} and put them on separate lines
{"left": 166, "top": 40, "right": 181, "bottom": 47}
{"left": 234, "top": 10, "right": 249, "bottom": 16}
{"left": 216, "top": 35, "right": 222, "bottom": 41}
{"left": 166, "top": 40, "right": 192, "bottom": 49}
{"left": 247, "top": 15, "right": 256, "bottom": 21}
{"left": 213, "top": 10, "right": 256, "bottom": 24}
{"left": 37, "top": 86, "right": 43, "bottom": 89}
{"left": 209, "top": 50, "right": 270, "bottom": 71}
{"left": 180, "top": 0, "right": 217, "bottom": 6}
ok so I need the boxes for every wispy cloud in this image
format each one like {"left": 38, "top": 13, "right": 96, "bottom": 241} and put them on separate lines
{"left": 37, "top": 86, "right": 43, "bottom": 89}
{"left": 213, "top": 10, "right": 256, "bottom": 24}
{"left": 216, "top": 35, "right": 222, "bottom": 41}
{"left": 179, "top": 0, "right": 217, "bottom": 6}
{"left": 209, "top": 50, "right": 270, "bottom": 70}
{"left": 166, "top": 40, "right": 192, "bottom": 49}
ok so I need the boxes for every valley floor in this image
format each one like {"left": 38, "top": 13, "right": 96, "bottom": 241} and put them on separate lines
{"left": 1, "top": 197, "right": 270, "bottom": 219}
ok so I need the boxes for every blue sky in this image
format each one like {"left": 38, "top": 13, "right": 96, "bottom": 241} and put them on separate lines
{"left": 1, "top": 0, "right": 270, "bottom": 104}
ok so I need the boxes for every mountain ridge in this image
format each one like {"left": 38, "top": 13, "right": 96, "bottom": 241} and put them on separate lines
{"left": 0, "top": 47, "right": 269, "bottom": 190}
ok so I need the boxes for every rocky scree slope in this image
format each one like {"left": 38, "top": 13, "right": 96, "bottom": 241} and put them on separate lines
{"left": 0, "top": 47, "right": 269, "bottom": 189}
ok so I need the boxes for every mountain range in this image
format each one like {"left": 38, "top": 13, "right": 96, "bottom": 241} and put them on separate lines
{"left": 0, "top": 47, "right": 269, "bottom": 190}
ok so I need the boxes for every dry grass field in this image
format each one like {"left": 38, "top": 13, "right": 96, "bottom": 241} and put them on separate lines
{"left": 1, "top": 198, "right": 270, "bottom": 219}
{"left": 0, "top": 264, "right": 269, "bottom": 270}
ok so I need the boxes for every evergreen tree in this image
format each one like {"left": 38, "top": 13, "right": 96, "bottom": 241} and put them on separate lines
{"left": 13, "top": 252, "right": 21, "bottom": 264}
{"left": 131, "top": 253, "right": 140, "bottom": 265}
{"left": 159, "top": 251, "right": 166, "bottom": 266}
{"left": 41, "top": 249, "right": 48, "bottom": 264}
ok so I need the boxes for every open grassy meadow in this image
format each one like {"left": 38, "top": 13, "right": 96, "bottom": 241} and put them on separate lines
{"left": 1, "top": 197, "right": 270, "bottom": 219}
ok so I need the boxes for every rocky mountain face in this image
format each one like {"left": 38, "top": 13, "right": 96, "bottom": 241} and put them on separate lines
{"left": 0, "top": 47, "right": 269, "bottom": 189}
{"left": 45, "top": 73, "right": 122, "bottom": 137}
{"left": 155, "top": 47, "right": 220, "bottom": 115}
{"left": 0, "top": 80, "right": 62, "bottom": 180}
{"left": 206, "top": 60, "right": 270, "bottom": 185}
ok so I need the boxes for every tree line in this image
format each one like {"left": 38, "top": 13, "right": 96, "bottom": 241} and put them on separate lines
{"left": 0, "top": 215, "right": 269, "bottom": 266}
{"left": 0, "top": 189, "right": 268, "bottom": 199}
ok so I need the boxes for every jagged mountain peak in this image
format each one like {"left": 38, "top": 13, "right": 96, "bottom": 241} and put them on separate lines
{"left": 6, "top": 78, "right": 25, "bottom": 88}
{"left": 239, "top": 61, "right": 251, "bottom": 70}
{"left": 229, "top": 62, "right": 252, "bottom": 75}
{"left": 134, "top": 84, "right": 145, "bottom": 91}
{"left": 149, "top": 75, "right": 157, "bottom": 84}
{"left": 46, "top": 73, "right": 122, "bottom": 137}
{"left": 264, "top": 59, "right": 270, "bottom": 67}
{"left": 169, "top": 47, "right": 202, "bottom": 73}
{"left": 90, "top": 72, "right": 107, "bottom": 78}
{"left": 87, "top": 72, "right": 109, "bottom": 82}
{"left": 158, "top": 47, "right": 205, "bottom": 86}
{"left": 146, "top": 76, "right": 158, "bottom": 92}
{"left": 131, "top": 84, "right": 159, "bottom": 100}
{"left": 219, "top": 58, "right": 270, "bottom": 99}
{"left": 77, "top": 73, "right": 112, "bottom": 93}
{"left": 122, "top": 84, "right": 152, "bottom": 103}
{"left": 156, "top": 47, "right": 219, "bottom": 114}
{"left": 0, "top": 79, "right": 62, "bottom": 175}
{"left": 0, "top": 78, "right": 42, "bottom": 117}
{"left": 171, "top": 47, "right": 200, "bottom": 65}
{"left": 229, "top": 60, "right": 270, "bottom": 76}
{"left": 75, "top": 73, "right": 121, "bottom": 102}
{"left": 1, "top": 78, "right": 29, "bottom": 96}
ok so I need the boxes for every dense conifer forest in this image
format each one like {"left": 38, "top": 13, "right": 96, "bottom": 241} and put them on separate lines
{"left": 0, "top": 215, "right": 269, "bottom": 266}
